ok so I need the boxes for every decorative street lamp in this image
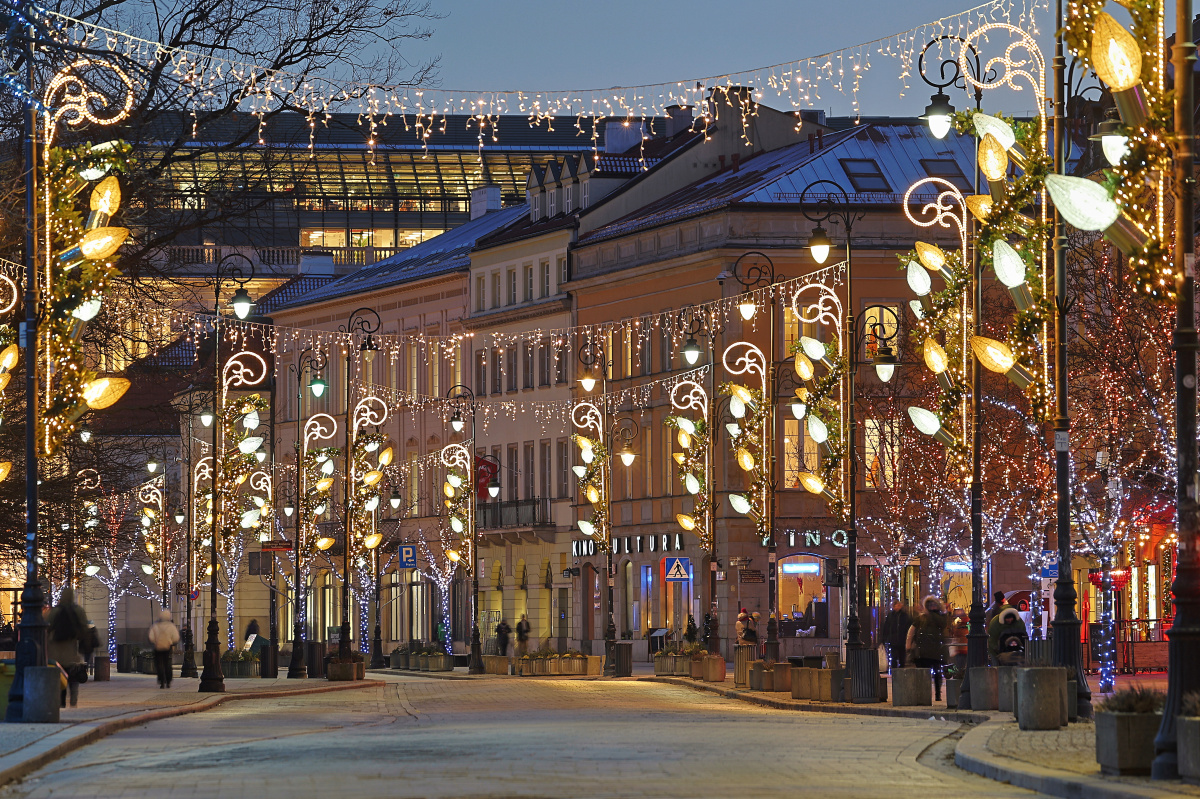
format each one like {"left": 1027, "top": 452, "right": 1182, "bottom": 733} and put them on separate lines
{"left": 287, "top": 346, "right": 330, "bottom": 679}
{"left": 336, "top": 308, "right": 382, "bottom": 662}
{"left": 443, "top": 383, "right": 487, "bottom": 674}
{"left": 200, "top": 252, "right": 258, "bottom": 694}
{"left": 573, "top": 340, "right": 638, "bottom": 676}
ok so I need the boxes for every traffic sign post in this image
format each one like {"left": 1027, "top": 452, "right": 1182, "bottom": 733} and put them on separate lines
{"left": 398, "top": 545, "right": 417, "bottom": 569}
{"left": 665, "top": 557, "right": 690, "bottom": 582}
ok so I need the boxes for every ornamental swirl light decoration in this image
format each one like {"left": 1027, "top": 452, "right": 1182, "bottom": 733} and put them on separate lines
{"left": 722, "top": 341, "right": 770, "bottom": 541}
{"left": 221, "top": 351, "right": 269, "bottom": 401}
{"left": 42, "top": 58, "right": 136, "bottom": 147}
{"left": 669, "top": 379, "right": 713, "bottom": 552}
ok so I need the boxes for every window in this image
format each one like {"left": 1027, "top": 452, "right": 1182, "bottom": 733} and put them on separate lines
{"left": 408, "top": 345, "right": 418, "bottom": 394}
{"left": 505, "top": 346, "right": 518, "bottom": 392}
{"left": 861, "top": 304, "right": 900, "bottom": 362}
{"left": 563, "top": 184, "right": 572, "bottom": 211}
{"left": 475, "top": 275, "right": 486, "bottom": 312}
{"left": 661, "top": 425, "right": 674, "bottom": 496}
{"left": 783, "top": 307, "right": 800, "bottom": 355}
{"left": 475, "top": 350, "right": 487, "bottom": 396}
{"left": 864, "top": 417, "right": 899, "bottom": 489}
{"left": 407, "top": 452, "right": 419, "bottom": 512}
{"left": 522, "top": 342, "right": 534, "bottom": 389}
{"left": 524, "top": 443, "right": 535, "bottom": 499}
{"left": 557, "top": 438, "right": 570, "bottom": 498}
{"left": 555, "top": 340, "right": 568, "bottom": 384}
{"left": 540, "top": 441, "right": 552, "bottom": 498}
{"left": 559, "top": 257, "right": 568, "bottom": 286}
{"left": 920, "top": 158, "right": 972, "bottom": 193}
{"left": 428, "top": 342, "right": 440, "bottom": 396}
{"left": 491, "top": 348, "right": 502, "bottom": 395}
{"left": 508, "top": 270, "right": 517, "bottom": 305}
{"left": 538, "top": 340, "right": 550, "bottom": 386}
{"left": 639, "top": 336, "right": 652, "bottom": 376}
{"left": 525, "top": 265, "right": 534, "bottom": 301}
{"left": 839, "top": 158, "right": 891, "bottom": 192}
{"left": 659, "top": 322, "right": 672, "bottom": 373}
{"left": 507, "top": 445, "right": 519, "bottom": 502}
{"left": 783, "top": 419, "right": 803, "bottom": 489}
{"left": 531, "top": 194, "right": 540, "bottom": 219}
{"left": 548, "top": 189, "right": 557, "bottom": 217}
{"left": 541, "top": 261, "right": 551, "bottom": 297}
{"left": 582, "top": 180, "right": 589, "bottom": 207}
{"left": 491, "top": 273, "right": 500, "bottom": 309}
{"left": 454, "top": 342, "right": 464, "bottom": 387}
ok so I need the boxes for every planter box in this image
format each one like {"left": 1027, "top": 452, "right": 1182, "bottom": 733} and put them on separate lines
{"left": 222, "top": 660, "right": 260, "bottom": 678}
{"left": 530, "top": 657, "right": 548, "bottom": 676}
{"left": 484, "top": 655, "right": 508, "bottom": 675}
{"left": 585, "top": 655, "right": 604, "bottom": 676}
{"left": 327, "top": 662, "right": 360, "bottom": 681}
{"left": 653, "top": 657, "right": 670, "bottom": 676}
{"left": 136, "top": 654, "right": 155, "bottom": 675}
{"left": 563, "top": 657, "right": 586, "bottom": 675}
{"left": 429, "top": 653, "right": 453, "bottom": 672}
{"left": 390, "top": 652, "right": 407, "bottom": 669}
{"left": 689, "top": 658, "right": 704, "bottom": 680}
{"left": 771, "top": 662, "right": 791, "bottom": 693}
{"left": 673, "top": 657, "right": 691, "bottom": 677}
{"left": 749, "top": 661, "right": 766, "bottom": 691}
{"left": 1179, "top": 717, "right": 1200, "bottom": 783}
{"left": 418, "top": 654, "right": 430, "bottom": 671}
{"left": 546, "top": 657, "right": 562, "bottom": 675}
{"left": 1096, "top": 711, "right": 1162, "bottom": 776}
{"left": 703, "top": 655, "right": 726, "bottom": 683}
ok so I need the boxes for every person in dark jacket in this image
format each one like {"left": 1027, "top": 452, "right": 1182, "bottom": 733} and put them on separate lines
{"left": 880, "top": 601, "right": 911, "bottom": 670}
{"left": 984, "top": 591, "right": 1007, "bottom": 627}
{"left": 80, "top": 621, "right": 101, "bottom": 674}
{"left": 906, "top": 595, "right": 950, "bottom": 700}
{"left": 988, "top": 607, "right": 1028, "bottom": 666}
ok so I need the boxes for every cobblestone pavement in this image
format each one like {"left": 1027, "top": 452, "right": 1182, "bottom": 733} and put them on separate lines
{"left": 0, "top": 675, "right": 1038, "bottom": 799}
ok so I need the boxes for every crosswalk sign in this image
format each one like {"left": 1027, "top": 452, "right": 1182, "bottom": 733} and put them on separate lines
{"left": 398, "top": 545, "right": 417, "bottom": 569}
{"left": 665, "top": 557, "right": 690, "bottom": 582}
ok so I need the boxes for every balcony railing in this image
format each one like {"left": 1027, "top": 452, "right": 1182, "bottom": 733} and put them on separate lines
{"left": 478, "top": 498, "right": 552, "bottom": 530}
{"left": 152, "top": 244, "right": 413, "bottom": 273}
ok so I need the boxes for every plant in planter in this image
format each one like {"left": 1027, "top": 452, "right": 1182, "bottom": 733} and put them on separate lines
{"left": 389, "top": 645, "right": 408, "bottom": 669}
{"left": 563, "top": 650, "right": 586, "bottom": 675}
{"left": 685, "top": 642, "right": 705, "bottom": 679}
{"left": 1095, "top": 685, "right": 1165, "bottom": 776}
{"left": 944, "top": 664, "right": 963, "bottom": 708}
{"left": 672, "top": 644, "right": 691, "bottom": 676}
{"left": 684, "top": 615, "right": 699, "bottom": 644}
{"left": 1178, "top": 691, "right": 1200, "bottom": 783}
{"left": 653, "top": 648, "right": 671, "bottom": 676}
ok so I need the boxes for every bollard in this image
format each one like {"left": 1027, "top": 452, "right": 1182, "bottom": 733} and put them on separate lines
{"left": 970, "top": 667, "right": 999, "bottom": 710}
{"left": 816, "top": 667, "right": 844, "bottom": 702}
{"left": 734, "top": 645, "right": 754, "bottom": 688}
{"left": 23, "top": 667, "right": 61, "bottom": 723}
{"left": 771, "top": 662, "right": 791, "bottom": 693}
{"left": 997, "top": 666, "right": 1015, "bottom": 712}
{"left": 790, "top": 666, "right": 806, "bottom": 699}
{"left": 1016, "top": 667, "right": 1065, "bottom": 730}
{"left": 892, "top": 667, "right": 932, "bottom": 706}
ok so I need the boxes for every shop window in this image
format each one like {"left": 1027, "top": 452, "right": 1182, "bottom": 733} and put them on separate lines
{"left": 864, "top": 417, "right": 899, "bottom": 489}
{"left": 778, "top": 555, "right": 827, "bottom": 635}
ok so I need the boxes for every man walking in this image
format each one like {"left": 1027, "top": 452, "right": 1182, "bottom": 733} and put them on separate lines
{"left": 148, "top": 611, "right": 181, "bottom": 689}
{"left": 880, "top": 601, "right": 911, "bottom": 670}
{"left": 515, "top": 614, "right": 531, "bottom": 675}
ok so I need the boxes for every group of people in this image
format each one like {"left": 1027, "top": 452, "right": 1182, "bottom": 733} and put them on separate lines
{"left": 735, "top": 609, "right": 759, "bottom": 645}
{"left": 880, "top": 591, "right": 1028, "bottom": 700}
{"left": 493, "top": 614, "right": 531, "bottom": 674}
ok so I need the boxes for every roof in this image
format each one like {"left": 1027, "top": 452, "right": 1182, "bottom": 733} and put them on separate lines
{"left": 578, "top": 124, "right": 976, "bottom": 245}
{"left": 254, "top": 275, "right": 338, "bottom": 315}
{"left": 138, "top": 336, "right": 196, "bottom": 370}
{"left": 279, "top": 205, "right": 531, "bottom": 309}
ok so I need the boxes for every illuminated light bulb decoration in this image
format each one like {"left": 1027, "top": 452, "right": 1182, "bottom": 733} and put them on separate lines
{"left": 990, "top": 240, "right": 1035, "bottom": 311}
{"left": 1089, "top": 12, "right": 1148, "bottom": 127}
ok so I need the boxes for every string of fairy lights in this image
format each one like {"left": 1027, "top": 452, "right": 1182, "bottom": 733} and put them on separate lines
{"left": 23, "top": 0, "right": 1044, "bottom": 155}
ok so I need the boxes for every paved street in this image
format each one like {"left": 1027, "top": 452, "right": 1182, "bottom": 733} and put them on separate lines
{"left": 0, "top": 675, "right": 1036, "bottom": 798}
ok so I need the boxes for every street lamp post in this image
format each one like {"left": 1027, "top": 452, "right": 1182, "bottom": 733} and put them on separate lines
{"left": 575, "top": 342, "right": 638, "bottom": 676}
{"left": 682, "top": 307, "right": 726, "bottom": 656}
{"left": 288, "top": 347, "right": 327, "bottom": 678}
{"left": 445, "top": 384, "right": 486, "bottom": 674}
{"left": 337, "top": 308, "right": 380, "bottom": 662}
{"left": 199, "top": 253, "right": 256, "bottom": 694}
{"left": 370, "top": 532, "right": 385, "bottom": 670}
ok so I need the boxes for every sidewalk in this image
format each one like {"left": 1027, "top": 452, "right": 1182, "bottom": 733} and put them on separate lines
{"left": 0, "top": 671, "right": 380, "bottom": 788}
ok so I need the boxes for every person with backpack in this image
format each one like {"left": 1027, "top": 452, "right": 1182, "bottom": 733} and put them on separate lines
{"left": 988, "top": 606, "right": 1028, "bottom": 666}
{"left": 46, "top": 587, "right": 88, "bottom": 708}
{"left": 905, "top": 595, "right": 950, "bottom": 701}
{"left": 148, "top": 611, "right": 181, "bottom": 688}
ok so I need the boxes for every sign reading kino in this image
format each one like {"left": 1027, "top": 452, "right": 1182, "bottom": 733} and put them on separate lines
{"left": 783, "top": 529, "right": 849, "bottom": 549}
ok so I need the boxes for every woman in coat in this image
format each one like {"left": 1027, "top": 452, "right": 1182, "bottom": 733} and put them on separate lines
{"left": 905, "top": 595, "right": 950, "bottom": 700}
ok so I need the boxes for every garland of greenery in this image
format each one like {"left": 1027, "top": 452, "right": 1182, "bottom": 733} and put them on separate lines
{"left": 347, "top": 431, "right": 388, "bottom": 556}
{"left": 300, "top": 445, "right": 339, "bottom": 556}
{"left": 574, "top": 434, "right": 612, "bottom": 553}
{"left": 665, "top": 415, "right": 713, "bottom": 551}
{"left": 720, "top": 383, "right": 770, "bottom": 543}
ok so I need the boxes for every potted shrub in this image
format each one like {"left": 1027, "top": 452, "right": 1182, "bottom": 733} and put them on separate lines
{"left": 429, "top": 647, "right": 453, "bottom": 672}
{"left": 135, "top": 647, "right": 155, "bottom": 675}
{"left": 1096, "top": 685, "right": 1165, "bottom": 775}
{"left": 418, "top": 649, "right": 431, "bottom": 671}
{"left": 673, "top": 646, "right": 691, "bottom": 677}
{"left": 1179, "top": 691, "right": 1200, "bottom": 783}
{"left": 703, "top": 651, "right": 726, "bottom": 682}
{"left": 563, "top": 650, "right": 586, "bottom": 675}
{"left": 944, "top": 665, "right": 963, "bottom": 709}
{"left": 546, "top": 652, "right": 562, "bottom": 676}
{"left": 684, "top": 643, "right": 705, "bottom": 679}
{"left": 328, "top": 651, "right": 364, "bottom": 681}
{"left": 653, "top": 648, "right": 669, "bottom": 676}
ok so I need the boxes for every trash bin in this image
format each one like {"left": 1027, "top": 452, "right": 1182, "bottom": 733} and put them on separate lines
{"left": 93, "top": 657, "right": 110, "bottom": 681}
{"left": 116, "top": 643, "right": 133, "bottom": 674}
{"left": 305, "top": 642, "right": 326, "bottom": 679}
{"left": 846, "top": 647, "right": 880, "bottom": 704}
{"left": 613, "top": 642, "right": 633, "bottom": 677}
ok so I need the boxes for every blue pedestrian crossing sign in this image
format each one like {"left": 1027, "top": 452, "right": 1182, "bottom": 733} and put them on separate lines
{"left": 398, "top": 545, "right": 418, "bottom": 569}
{"left": 665, "top": 557, "right": 690, "bottom": 582}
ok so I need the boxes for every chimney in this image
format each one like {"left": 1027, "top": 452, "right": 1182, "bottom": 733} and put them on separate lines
{"left": 603, "top": 120, "right": 647, "bottom": 153}
{"left": 470, "top": 184, "right": 502, "bottom": 220}
{"left": 665, "top": 105, "right": 694, "bottom": 137}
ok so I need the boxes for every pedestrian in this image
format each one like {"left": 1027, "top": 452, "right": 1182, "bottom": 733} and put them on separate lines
{"left": 906, "top": 595, "right": 950, "bottom": 701}
{"left": 46, "top": 587, "right": 88, "bottom": 708}
{"left": 748, "top": 612, "right": 760, "bottom": 648}
{"left": 880, "top": 600, "right": 911, "bottom": 670}
{"left": 735, "top": 609, "right": 751, "bottom": 646}
{"left": 984, "top": 591, "right": 1007, "bottom": 627}
{"left": 80, "top": 621, "right": 100, "bottom": 675}
{"left": 988, "top": 606, "right": 1028, "bottom": 666}
{"left": 515, "top": 614, "right": 531, "bottom": 675}
{"left": 495, "top": 619, "right": 512, "bottom": 673}
{"left": 148, "top": 610, "right": 181, "bottom": 688}
{"left": 244, "top": 619, "right": 266, "bottom": 657}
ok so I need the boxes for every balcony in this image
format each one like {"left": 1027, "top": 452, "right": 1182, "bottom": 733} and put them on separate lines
{"left": 151, "top": 244, "right": 413, "bottom": 276}
{"left": 478, "top": 498, "right": 556, "bottom": 545}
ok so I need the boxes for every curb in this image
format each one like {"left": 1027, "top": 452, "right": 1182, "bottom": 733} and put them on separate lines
{"left": 954, "top": 720, "right": 1193, "bottom": 799}
{"left": 0, "top": 679, "right": 382, "bottom": 789}
{"left": 641, "top": 676, "right": 990, "bottom": 723}
{"left": 366, "top": 669, "right": 609, "bottom": 681}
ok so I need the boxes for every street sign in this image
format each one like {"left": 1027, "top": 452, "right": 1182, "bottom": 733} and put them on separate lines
{"left": 189, "top": 587, "right": 200, "bottom": 601}
{"left": 740, "top": 569, "right": 766, "bottom": 584}
{"left": 398, "top": 545, "right": 417, "bottom": 569}
{"left": 261, "top": 542, "right": 293, "bottom": 552}
{"left": 1041, "top": 550, "right": 1059, "bottom": 579}
{"left": 665, "top": 557, "right": 690, "bottom": 582}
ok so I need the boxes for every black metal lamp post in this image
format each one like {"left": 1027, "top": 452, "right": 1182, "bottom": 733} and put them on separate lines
{"left": 445, "top": 383, "right": 486, "bottom": 674}
{"left": 370, "top": 538, "right": 385, "bottom": 669}
{"left": 916, "top": 35, "right": 990, "bottom": 711}
{"left": 681, "top": 306, "right": 726, "bottom": 656}
{"left": 337, "top": 308, "right": 380, "bottom": 662}
{"left": 287, "top": 346, "right": 326, "bottom": 678}
{"left": 199, "top": 253, "right": 256, "bottom": 694}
